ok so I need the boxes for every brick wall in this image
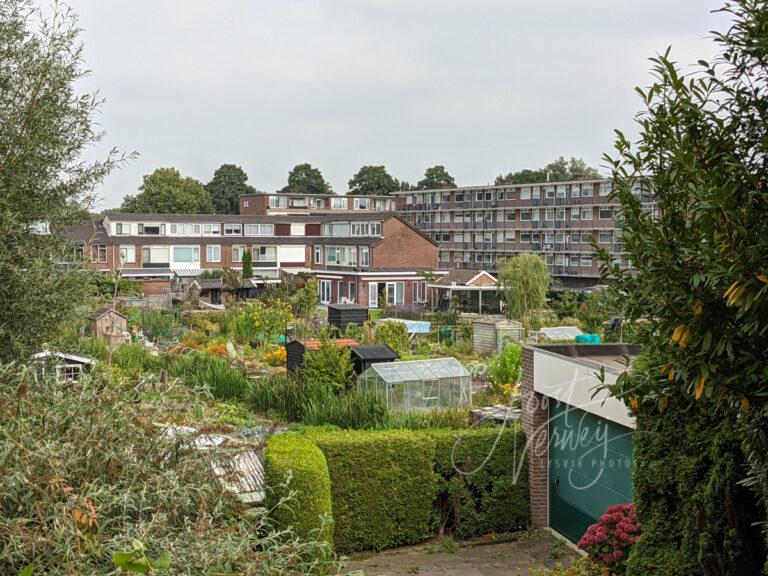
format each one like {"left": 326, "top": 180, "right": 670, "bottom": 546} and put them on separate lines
{"left": 521, "top": 346, "right": 549, "bottom": 528}
{"left": 372, "top": 217, "right": 437, "bottom": 270}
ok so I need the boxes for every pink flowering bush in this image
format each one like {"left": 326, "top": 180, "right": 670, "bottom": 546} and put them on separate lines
{"left": 578, "top": 503, "right": 641, "bottom": 574}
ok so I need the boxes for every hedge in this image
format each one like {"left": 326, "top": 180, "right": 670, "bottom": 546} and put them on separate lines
{"left": 264, "top": 424, "right": 530, "bottom": 553}
{"left": 311, "top": 429, "right": 437, "bottom": 552}
{"left": 263, "top": 435, "right": 333, "bottom": 545}
{"left": 625, "top": 401, "right": 765, "bottom": 576}
{"left": 427, "top": 427, "right": 529, "bottom": 539}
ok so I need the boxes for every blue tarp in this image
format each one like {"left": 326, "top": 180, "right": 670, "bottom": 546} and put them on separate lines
{"left": 377, "top": 318, "right": 431, "bottom": 334}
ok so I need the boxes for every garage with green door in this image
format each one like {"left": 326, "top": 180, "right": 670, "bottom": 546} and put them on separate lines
{"left": 548, "top": 400, "right": 634, "bottom": 542}
{"left": 521, "top": 343, "right": 639, "bottom": 544}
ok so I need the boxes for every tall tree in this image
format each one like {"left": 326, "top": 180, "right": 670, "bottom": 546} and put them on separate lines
{"left": 395, "top": 179, "right": 414, "bottom": 191}
{"left": 280, "top": 163, "right": 331, "bottom": 195}
{"left": 495, "top": 156, "right": 601, "bottom": 185}
{"left": 596, "top": 0, "right": 768, "bottom": 557}
{"left": 241, "top": 249, "right": 253, "bottom": 279}
{"left": 205, "top": 164, "right": 255, "bottom": 214}
{"left": 496, "top": 254, "right": 550, "bottom": 321}
{"left": 0, "top": 1, "right": 124, "bottom": 361}
{"left": 347, "top": 165, "right": 398, "bottom": 196}
{"left": 121, "top": 167, "right": 212, "bottom": 213}
{"left": 417, "top": 165, "right": 456, "bottom": 189}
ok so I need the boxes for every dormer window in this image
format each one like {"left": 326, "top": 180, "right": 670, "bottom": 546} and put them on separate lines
{"left": 115, "top": 222, "right": 131, "bottom": 235}
{"left": 224, "top": 224, "right": 242, "bottom": 236}
{"left": 353, "top": 197, "right": 370, "bottom": 210}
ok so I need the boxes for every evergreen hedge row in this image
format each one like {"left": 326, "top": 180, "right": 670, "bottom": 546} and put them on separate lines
{"left": 625, "top": 402, "right": 765, "bottom": 576}
{"left": 264, "top": 425, "right": 530, "bottom": 553}
{"left": 263, "top": 435, "right": 333, "bottom": 545}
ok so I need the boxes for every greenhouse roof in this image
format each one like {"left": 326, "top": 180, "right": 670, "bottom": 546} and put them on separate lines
{"left": 363, "top": 357, "right": 469, "bottom": 383}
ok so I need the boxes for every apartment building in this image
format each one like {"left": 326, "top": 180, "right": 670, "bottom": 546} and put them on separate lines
{"left": 393, "top": 178, "right": 654, "bottom": 288}
{"left": 239, "top": 192, "right": 395, "bottom": 216}
{"left": 66, "top": 211, "right": 437, "bottom": 307}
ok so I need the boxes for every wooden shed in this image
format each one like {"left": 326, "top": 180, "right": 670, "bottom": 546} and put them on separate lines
{"left": 88, "top": 306, "right": 129, "bottom": 346}
{"left": 350, "top": 344, "right": 399, "bottom": 374}
{"left": 285, "top": 338, "right": 361, "bottom": 372}
{"left": 473, "top": 317, "right": 524, "bottom": 354}
{"left": 328, "top": 303, "right": 369, "bottom": 334}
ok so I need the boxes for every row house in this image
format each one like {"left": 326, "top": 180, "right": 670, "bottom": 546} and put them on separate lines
{"left": 393, "top": 178, "right": 655, "bottom": 288}
{"left": 64, "top": 211, "right": 438, "bottom": 308}
{"left": 239, "top": 192, "right": 395, "bottom": 216}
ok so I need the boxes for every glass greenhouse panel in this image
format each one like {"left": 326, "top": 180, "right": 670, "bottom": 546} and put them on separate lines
{"left": 357, "top": 357, "right": 472, "bottom": 411}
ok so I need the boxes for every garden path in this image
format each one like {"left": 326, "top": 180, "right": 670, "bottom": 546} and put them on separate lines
{"left": 343, "top": 531, "right": 579, "bottom": 576}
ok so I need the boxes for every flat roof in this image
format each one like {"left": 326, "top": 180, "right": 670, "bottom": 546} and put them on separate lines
{"left": 391, "top": 178, "right": 610, "bottom": 196}
{"left": 523, "top": 343, "right": 640, "bottom": 375}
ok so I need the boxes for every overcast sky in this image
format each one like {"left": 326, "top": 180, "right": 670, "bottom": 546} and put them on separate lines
{"left": 67, "top": 1, "right": 727, "bottom": 209}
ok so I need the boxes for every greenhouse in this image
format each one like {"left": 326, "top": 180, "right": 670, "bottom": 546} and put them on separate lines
{"left": 357, "top": 357, "right": 472, "bottom": 411}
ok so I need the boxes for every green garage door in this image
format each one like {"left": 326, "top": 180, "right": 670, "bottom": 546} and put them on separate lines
{"left": 549, "top": 400, "right": 633, "bottom": 543}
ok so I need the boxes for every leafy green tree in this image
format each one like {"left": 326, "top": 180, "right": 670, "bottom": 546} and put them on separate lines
{"left": 395, "top": 178, "right": 414, "bottom": 191}
{"left": 205, "top": 164, "right": 255, "bottom": 214}
{"left": 347, "top": 165, "right": 398, "bottom": 195}
{"left": 280, "top": 163, "right": 331, "bottom": 195}
{"left": 121, "top": 168, "right": 212, "bottom": 213}
{"left": 300, "top": 340, "right": 355, "bottom": 392}
{"left": 417, "top": 165, "right": 456, "bottom": 189}
{"left": 241, "top": 249, "right": 253, "bottom": 279}
{"left": 496, "top": 254, "right": 550, "bottom": 321}
{"left": 595, "top": 0, "right": 768, "bottom": 553}
{"left": 0, "top": 1, "right": 125, "bottom": 361}
{"left": 495, "top": 156, "right": 601, "bottom": 185}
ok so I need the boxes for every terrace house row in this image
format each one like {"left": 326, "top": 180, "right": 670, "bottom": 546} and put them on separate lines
{"left": 393, "top": 178, "right": 655, "bottom": 288}
{"left": 65, "top": 210, "right": 438, "bottom": 308}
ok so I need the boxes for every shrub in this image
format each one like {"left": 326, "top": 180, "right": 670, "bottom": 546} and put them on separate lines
{"left": 578, "top": 504, "right": 640, "bottom": 574}
{"left": 299, "top": 341, "right": 355, "bottom": 393}
{"left": 374, "top": 320, "right": 409, "bottom": 355}
{"left": 385, "top": 408, "right": 470, "bottom": 430}
{"left": 264, "top": 435, "right": 333, "bottom": 545}
{"left": 262, "top": 347, "right": 287, "bottom": 367}
{"left": 238, "top": 299, "right": 293, "bottom": 344}
{"left": 532, "top": 557, "right": 608, "bottom": 576}
{"left": 487, "top": 343, "right": 522, "bottom": 387}
{"left": 0, "top": 364, "right": 335, "bottom": 574}
{"left": 310, "top": 429, "right": 438, "bottom": 552}
{"left": 427, "top": 426, "right": 529, "bottom": 539}
{"left": 111, "top": 343, "right": 165, "bottom": 376}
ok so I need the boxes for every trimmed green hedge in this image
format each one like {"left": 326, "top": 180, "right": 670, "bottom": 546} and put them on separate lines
{"left": 311, "top": 429, "right": 437, "bottom": 552}
{"left": 625, "top": 401, "right": 765, "bottom": 576}
{"left": 264, "top": 424, "right": 530, "bottom": 553}
{"left": 428, "top": 427, "right": 529, "bottom": 539}
{"left": 263, "top": 435, "right": 333, "bottom": 545}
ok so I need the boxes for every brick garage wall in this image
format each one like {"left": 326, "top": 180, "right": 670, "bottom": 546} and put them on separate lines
{"left": 521, "top": 346, "right": 549, "bottom": 528}
{"left": 141, "top": 280, "right": 171, "bottom": 296}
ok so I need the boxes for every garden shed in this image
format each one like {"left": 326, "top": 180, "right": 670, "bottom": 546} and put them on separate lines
{"left": 357, "top": 357, "right": 472, "bottom": 411}
{"left": 350, "top": 344, "right": 399, "bottom": 374}
{"left": 285, "top": 338, "right": 360, "bottom": 372}
{"left": 328, "top": 303, "right": 368, "bottom": 333}
{"left": 88, "top": 306, "right": 129, "bottom": 346}
{"left": 472, "top": 316, "right": 524, "bottom": 354}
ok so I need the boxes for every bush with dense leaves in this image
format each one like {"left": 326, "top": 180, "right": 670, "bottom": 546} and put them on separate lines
{"left": 0, "top": 364, "right": 335, "bottom": 575}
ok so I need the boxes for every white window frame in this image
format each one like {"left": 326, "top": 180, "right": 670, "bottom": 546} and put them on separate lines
{"left": 206, "top": 245, "right": 221, "bottom": 263}
{"left": 119, "top": 245, "right": 135, "bottom": 264}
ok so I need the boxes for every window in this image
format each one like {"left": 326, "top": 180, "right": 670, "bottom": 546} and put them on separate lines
{"left": 323, "top": 222, "right": 351, "bottom": 237}
{"left": 545, "top": 187, "right": 555, "bottom": 198}
{"left": 581, "top": 207, "right": 593, "bottom": 220}
{"left": 505, "top": 211, "right": 515, "bottom": 221}
{"left": 232, "top": 245, "right": 244, "bottom": 262}
{"left": 475, "top": 191, "right": 483, "bottom": 201}
{"left": 319, "top": 280, "right": 332, "bottom": 304}
{"left": 582, "top": 184, "right": 594, "bottom": 197}
{"left": 455, "top": 192, "right": 464, "bottom": 202}
{"left": 326, "top": 246, "right": 357, "bottom": 266}
{"left": 599, "top": 207, "right": 613, "bottom": 220}
{"left": 115, "top": 222, "right": 131, "bottom": 235}
{"left": 520, "top": 209, "right": 532, "bottom": 221}
{"left": 314, "top": 245, "right": 323, "bottom": 265}
{"left": 571, "top": 255, "right": 580, "bottom": 267}
{"left": 520, "top": 188, "right": 531, "bottom": 200}
{"left": 252, "top": 245, "right": 278, "bottom": 263}
{"left": 555, "top": 232, "right": 565, "bottom": 244}
{"left": 74, "top": 243, "right": 84, "bottom": 259}
{"left": 354, "top": 197, "right": 370, "bottom": 210}
{"left": 599, "top": 231, "right": 613, "bottom": 244}
{"left": 599, "top": 182, "right": 612, "bottom": 196}
{"left": 269, "top": 195, "right": 287, "bottom": 208}
{"left": 571, "top": 185, "right": 581, "bottom": 198}
{"left": 93, "top": 244, "right": 107, "bottom": 263}
{"left": 386, "top": 282, "right": 404, "bottom": 306}
{"left": 172, "top": 246, "right": 200, "bottom": 263}
{"left": 331, "top": 197, "right": 346, "bottom": 210}
{"left": 485, "top": 191, "right": 492, "bottom": 201}
{"left": 289, "top": 197, "right": 308, "bottom": 208}
{"left": 556, "top": 185, "right": 567, "bottom": 198}
{"left": 581, "top": 254, "right": 593, "bottom": 267}
{"left": 571, "top": 208, "right": 580, "bottom": 220}
{"left": 545, "top": 208, "right": 555, "bottom": 221}
{"left": 351, "top": 222, "right": 370, "bottom": 236}
{"left": 441, "top": 212, "right": 450, "bottom": 223}
{"left": 203, "top": 223, "right": 221, "bottom": 235}
{"left": 57, "top": 364, "right": 83, "bottom": 383}
{"left": 505, "top": 231, "right": 516, "bottom": 242}
{"left": 440, "top": 250, "right": 450, "bottom": 262}
{"left": 224, "top": 224, "right": 242, "bottom": 236}
{"left": 454, "top": 251, "right": 463, "bottom": 262}
{"left": 521, "top": 232, "right": 531, "bottom": 243}
{"left": 206, "top": 245, "right": 221, "bottom": 263}
{"left": 442, "top": 193, "right": 452, "bottom": 203}
{"left": 360, "top": 246, "right": 369, "bottom": 267}
{"left": 474, "top": 212, "right": 483, "bottom": 222}
{"left": 556, "top": 208, "right": 566, "bottom": 221}
{"left": 244, "top": 223, "right": 274, "bottom": 236}
{"left": 141, "top": 246, "right": 150, "bottom": 263}
{"left": 119, "top": 245, "right": 135, "bottom": 264}
{"left": 349, "top": 281, "right": 357, "bottom": 302}
{"left": 532, "top": 187, "right": 541, "bottom": 200}
{"left": 138, "top": 224, "right": 161, "bottom": 235}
